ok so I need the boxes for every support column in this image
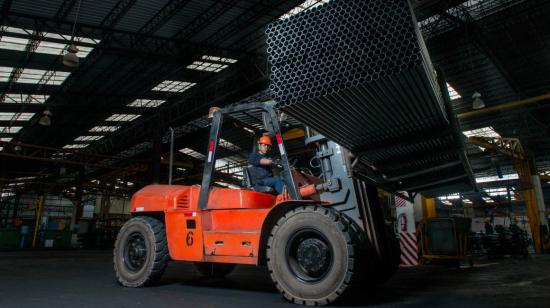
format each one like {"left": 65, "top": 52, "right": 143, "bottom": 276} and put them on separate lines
{"left": 11, "top": 194, "right": 20, "bottom": 225}
{"left": 532, "top": 175, "right": 548, "bottom": 227}
{"left": 70, "top": 169, "right": 84, "bottom": 233}
{"left": 151, "top": 127, "right": 162, "bottom": 184}
{"left": 396, "top": 194, "right": 419, "bottom": 266}
{"left": 31, "top": 195, "right": 44, "bottom": 249}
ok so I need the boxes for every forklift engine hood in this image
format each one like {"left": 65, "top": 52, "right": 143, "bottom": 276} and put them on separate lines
{"left": 130, "top": 185, "right": 278, "bottom": 213}
{"left": 130, "top": 184, "right": 199, "bottom": 213}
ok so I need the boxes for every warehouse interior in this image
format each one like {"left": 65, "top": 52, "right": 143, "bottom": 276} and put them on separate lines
{"left": 1, "top": 0, "right": 549, "bottom": 307}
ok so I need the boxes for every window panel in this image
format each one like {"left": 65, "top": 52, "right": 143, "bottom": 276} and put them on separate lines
{"left": 89, "top": 126, "right": 120, "bottom": 132}
{"left": 152, "top": 80, "right": 196, "bottom": 93}
{"left": 105, "top": 114, "right": 141, "bottom": 122}
{"left": 127, "top": 99, "right": 165, "bottom": 108}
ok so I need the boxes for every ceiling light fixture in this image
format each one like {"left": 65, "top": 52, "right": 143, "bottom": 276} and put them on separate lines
{"left": 62, "top": 0, "right": 82, "bottom": 67}
{"left": 14, "top": 142, "right": 22, "bottom": 152}
{"left": 38, "top": 109, "right": 52, "bottom": 126}
{"left": 472, "top": 91, "right": 485, "bottom": 110}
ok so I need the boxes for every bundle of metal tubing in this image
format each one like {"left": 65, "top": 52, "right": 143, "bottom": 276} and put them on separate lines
{"left": 267, "top": 0, "right": 474, "bottom": 195}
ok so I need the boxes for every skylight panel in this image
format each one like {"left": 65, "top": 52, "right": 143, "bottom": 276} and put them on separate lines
{"left": 0, "top": 126, "right": 23, "bottom": 134}
{"left": 0, "top": 66, "right": 12, "bottom": 82}
{"left": 0, "top": 67, "right": 70, "bottom": 85}
{"left": 438, "top": 193, "right": 460, "bottom": 200}
{"left": 43, "top": 70, "right": 70, "bottom": 85}
{"left": 105, "top": 114, "right": 141, "bottom": 122}
{"left": 0, "top": 112, "right": 35, "bottom": 121}
{"left": 476, "top": 173, "right": 518, "bottom": 183}
{"left": 74, "top": 36, "right": 101, "bottom": 45}
{"left": 127, "top": 99, "right": 165, "bottom": 108}
{"left": 215, "top": 157, "right": 244, "bottom": 175}
{"left": 463, "top": 126, "right": 501, "bottom": 138}
{"left": 214, "top": 181, "right": 240, "bottom": 189}
{"left": 153, "top": 80, "right": 196, "bottom": 93}
{"left": 219, "top": 138, "right": 242, "bottom": 152}
{"left": 0, "top": 112, "right": 16, "bottom": 120}
{"left": 35, "top": 40, "right": 68, "bottom": 55}
{"left": 17, "top": 68, "right": 45, "bottom": 84}
{"left": 42, "top": 32, "right": 66, "bottom": 40}
{"left": 446, "top": 82, "right": 461, "bottom": 100}
{"left": 75, "top": 135, "right": 104, "bottom": 142}
{"left": 187, "top": 55, "right": 238, "bottom": 73}
{"left": 179, "top": 147, "right": 206, "bottom": 160}
{"left": 187, "top": 61, "right": 228, "bottom": 72}
{"left": 0, "top": 35, "right": 30, "bottom": 51}
{"left": 1, "top": 137, "right": 13, "bottom": 142}
{"left": 279, "top": 0, "right": 330, "bottom": 20}
{"left": 3, "top": 26, "right": 28, "bottom": 35}
{"left": 50, "top": 151, "right": 71, "bottom": 160}
{"left": 485, "top": 187, "right": 509, "bottom": 197}
{"left": 89, "top": 126, "right": 121, "bottom": 132}
{"left": 201, "top": 55, "right": 238, "bottom": 64}
{"left": 76, "top": 45, "right": 94, "bottom": 57}
{"left": 2, "top": 27, "right": 100, "bottom": 57}
{"left": 3, "top": 94, "right": 49, "bottom": 104}
{"left": 63, "top": 144, "right": 89, "bottom": 149}
{"left": 35, "top": 40, "right": 93, "bottom": 58}
{"left": 36, "top": 37, "right": 96, "bottom": 57}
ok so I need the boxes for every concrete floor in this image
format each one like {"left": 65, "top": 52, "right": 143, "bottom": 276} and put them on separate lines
{"left": 1, "top": 250, "right": 549, "bottom": 307}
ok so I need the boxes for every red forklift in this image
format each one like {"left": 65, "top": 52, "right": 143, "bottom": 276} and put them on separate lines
{"left": 113, "top": 101, "right": 399, "bottom": 305}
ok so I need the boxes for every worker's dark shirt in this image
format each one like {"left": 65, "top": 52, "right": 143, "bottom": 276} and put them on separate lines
{"left": 248, "top": 152, "right": 273, "bottom": 185}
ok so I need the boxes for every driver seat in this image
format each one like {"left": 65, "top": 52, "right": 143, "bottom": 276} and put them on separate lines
{"left": 245, "top": 166, "right": 276, "bottom": 194}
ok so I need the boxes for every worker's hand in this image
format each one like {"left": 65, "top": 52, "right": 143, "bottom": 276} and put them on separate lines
{"left": 271, "top": 159, "right": 283, "bottom": 168}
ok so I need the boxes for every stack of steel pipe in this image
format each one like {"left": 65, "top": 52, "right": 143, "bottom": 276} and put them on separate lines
{"left": 267, "top": 0, "right": 474, "bottom": 195}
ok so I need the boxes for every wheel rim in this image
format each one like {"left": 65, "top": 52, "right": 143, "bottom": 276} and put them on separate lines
{"left": 123, "top": 232, "right": 147, "bottom": 272}
{"left": 285, "top": 228, "right": 333, "bottom": 283}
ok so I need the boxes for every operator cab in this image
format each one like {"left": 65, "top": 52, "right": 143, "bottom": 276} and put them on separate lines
{"left": 197, "top": 101, "right": 302, "bottom": 209}
{"left": 244, "top": 166, "right": 276, "bottom": 194}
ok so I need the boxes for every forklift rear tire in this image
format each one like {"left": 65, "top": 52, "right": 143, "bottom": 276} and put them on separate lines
{"left": 194, "top": 262, "right": 236, "bottom": 279}
{"left": 267, "top": 206, "right": 359, "bottom": 306}
{"left": 114, "top": 216, "right": 169, "bottom": 287}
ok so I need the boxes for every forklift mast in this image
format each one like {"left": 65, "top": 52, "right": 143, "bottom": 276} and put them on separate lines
{"left": 307, "top": 134, "right": 400, "bottom": 281}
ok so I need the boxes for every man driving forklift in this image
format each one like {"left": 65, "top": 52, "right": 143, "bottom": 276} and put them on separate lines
{"left": 247, "top": 135, "right": 285, "bottom": 194}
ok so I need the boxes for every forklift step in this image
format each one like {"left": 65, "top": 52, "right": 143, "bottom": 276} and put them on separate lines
{"left": 203, "top": 230, "right": 260, "bottom": 257}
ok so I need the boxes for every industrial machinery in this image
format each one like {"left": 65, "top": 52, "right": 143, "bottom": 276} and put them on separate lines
{"left": 417, "top": 217, "right": 472, "bottom": 266}
{"left": 468, "top": 136, "right": 549, "bottom": 253}
{"left": 113, "top": 101, "right": 400, "bottom": 305}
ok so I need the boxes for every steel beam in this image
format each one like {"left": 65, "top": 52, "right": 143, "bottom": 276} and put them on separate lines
{"left": 385, "top": 161, "right": 463, "bottom": 182}
{"left": 401, "top": 174, "right": 468, "bottom": 191}
{"left": 458, "top": 93, "right": 550, "bottom": 120}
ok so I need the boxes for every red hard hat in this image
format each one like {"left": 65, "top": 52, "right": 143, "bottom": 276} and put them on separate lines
{"left": 258, "top": 135, "right": 272, "bottom": 146}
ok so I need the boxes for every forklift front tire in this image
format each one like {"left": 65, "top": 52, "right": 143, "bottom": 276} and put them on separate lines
{"left": 114, "top": 216, "right": 169, "bottom": 287}
{"left": 267, "top": 206, "right": 359, "bottom": 305}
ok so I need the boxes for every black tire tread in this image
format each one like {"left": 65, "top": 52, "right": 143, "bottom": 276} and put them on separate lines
{"left": 266, "top": 205, "right": 360, "bottom": 306}
{"left": 114, "top": 216, "right": 169, "bottom": 287}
